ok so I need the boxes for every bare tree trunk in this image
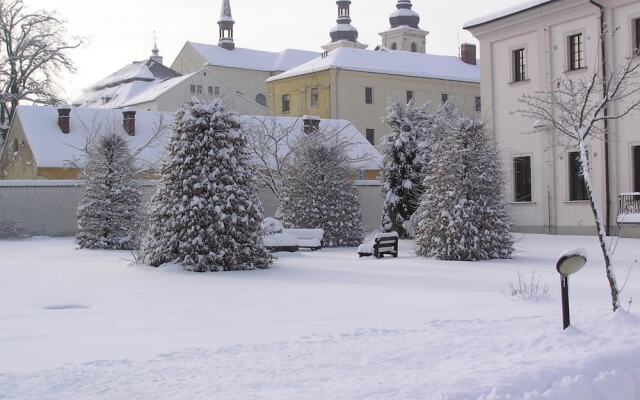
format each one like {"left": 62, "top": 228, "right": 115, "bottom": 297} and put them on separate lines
{"left": 579, "top": 138, "right": 620, "bottom": 312}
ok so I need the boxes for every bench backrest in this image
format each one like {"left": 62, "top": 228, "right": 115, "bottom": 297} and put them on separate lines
{"left": 374, "top": 232, "right": 398, "bottom": 253}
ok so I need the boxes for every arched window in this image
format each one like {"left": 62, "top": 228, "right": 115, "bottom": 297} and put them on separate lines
{"left": 411, "top": 42, "right": 418, "bottom": 52}
{"left": 391, "top": 42, "right": 397, "bottom": 50}
{"left": 255, "top": 93, "right": 267, "bottom": 107}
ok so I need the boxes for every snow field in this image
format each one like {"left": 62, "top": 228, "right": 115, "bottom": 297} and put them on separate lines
{"left": 0, "top": 234, "right": 639, "bottom": 399}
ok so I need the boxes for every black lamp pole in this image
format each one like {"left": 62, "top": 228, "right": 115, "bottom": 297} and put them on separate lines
{"left": 561, "top": 275, "right": 570, "bottom": 330}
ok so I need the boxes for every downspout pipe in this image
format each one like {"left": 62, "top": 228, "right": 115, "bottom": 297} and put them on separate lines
{"left": 590, "top": 0, "right": 612, "bottom": 236}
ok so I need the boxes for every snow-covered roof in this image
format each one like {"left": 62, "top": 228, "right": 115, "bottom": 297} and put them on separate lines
{"left": 14, "top": 106, "right": 173, "bottom": 171}
{"left": 75, "top": 59, "right": 182, "bottom": 109}
{"left": 12, "top": 106, "right": 382, "bottom": 172}
{"left": 463, "top": 0, "right": 556, "bottom": 29}
{"left": 267, "top": 47, "right": 480, "bottom": 83}
{"left": 188, "top": 42, "right": 320, "bottom": 72}
{"left": 122, "top": 72, "right": 196, "bottom": 106}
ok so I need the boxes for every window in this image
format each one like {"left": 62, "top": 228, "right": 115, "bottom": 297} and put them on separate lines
{"left": 568, "top": 33, "right": 585, "bottom": 71}
{"left": 366, "top": 129, "right": 375, "bottom": 145}
{"left": 406, "top": 91, "right": 414, "bottom": 103}
{"left": 255, "top": 93, "right": 266, "bottom": 107}
{"left": 475, "top": 96, "right": 482, "bottom": 112}
{"left": 411, "top": 42, "right": 418, "bottom": 52}
{"left": 441, "top": 93, "right": 448, "bottom": 104}
{"left": 365, "top": 87, "right": 374, "bottom": 104}
{"left": 391, "top": 43, "right": 397, "bottom": 50}
{"left": 310, "top": 87, "right": 319, "bottom": 108}
{"left": 208, "top": 86, "right": 213, "bottom": 95}
{"left": 569, "top": 151, "right": 589, "bottom": 201}
{"left": 215, "top": 87, "right": 220, "bottom": 96}
{"left": 634, "top": 19, "right": 640, "bottom": 51}
{"left": 196, "top": 85, "right": 203, "bottom": 95}
{"left": 513, "top": 48, "right": 527, "bottom": 82}
{"left": 282, "top": 94, "right": 290, "bottom": 113}
{"left": 190, "top": 85, "right": 196, "bottom": 94}
{"left": 514, "top": 157, "right": 532, "bottom": 202}
{"left": 12, "top": 139, "right": 19, "bottom": 155}
{"left": 634, "top": 146, "right": 640, "bottom": 192}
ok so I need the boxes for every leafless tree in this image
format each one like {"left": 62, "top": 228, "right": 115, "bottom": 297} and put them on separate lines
{"left": 0, "top": 0, "right": 81, "bottom": 144}
{"left": 242, "top": 116, "right": 373, "bottom": 199}
{"left": 516, "top": 34, "right": 640, "bottom": 312}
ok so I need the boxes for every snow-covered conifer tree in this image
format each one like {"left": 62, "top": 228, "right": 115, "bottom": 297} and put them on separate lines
{"left": 379, "top": 98, "right": 432, "bottom": 238}
{"left": 139, "top": 98, "right": 271, "bottom": 272}
{"left": 280, "top": 132, "right": 364, "bottom": 247}
{"left": 77, "top": 133, "right": 140, "bottom": 250}
{"left": 415, "top": 112, "right": 513, "bottom": 261}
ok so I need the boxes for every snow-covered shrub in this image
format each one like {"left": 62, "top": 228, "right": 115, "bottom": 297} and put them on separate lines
{"left": 280, "top": 131, "right": 364, "bottom": 247}
{"left": 139, "top": 98, "right": 272, "bottom": 272}
{"left": 77, "top": 133, "right": 140, "bottom": 250}
{"left": 415, "top": 111, "right": 514, "bottom": 261}
{"left": 379, "top": 98, "right": 433, "bottom": 238}
{"left": 262, "top": 217, "right": 284, "bottom": 235}
{"left": 505, "top": 270, "right": 550, "bottom": 302}
{"left": 0, "top": 220, "right": 27, "bottom": 239}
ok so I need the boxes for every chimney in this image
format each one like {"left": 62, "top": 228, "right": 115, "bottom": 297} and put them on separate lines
{"left": 302, "top": 115, "right": 321, "bottom": 134}
{"left": 57, "top": 105, "right": 71, "bottom": 134}
{"left": 461, "top": 43, "right": 477, "bottom": 65}
{"left": 123, "top": 109, "right": 136, "bottom": 136}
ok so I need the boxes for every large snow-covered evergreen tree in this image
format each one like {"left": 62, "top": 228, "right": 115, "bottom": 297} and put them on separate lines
{"left": 77, "top": 133, "right": 140, "bottom": 250}
{"left": 415, "top": 113, "right": 513, "bottom": 261}
{"left": 280, "top": 132, "right": 364, "bottom": 247}
{"left": 379, "top": 98, "right": 432, "bottom": 238}
{"left": 139, "top": 98, "right": 272, "bottom": 272}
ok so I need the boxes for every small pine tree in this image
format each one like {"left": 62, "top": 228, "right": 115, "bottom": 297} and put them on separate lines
{"left": 415, "top": 113, "right": 513, "bottom": 261}
{"left": 77, "top": 134, "right": 140, "bottom": 250}
{"left": 380, "top": 98, "right": 432, "bottom": 238}
{"left": 139, "top": 98, "right": 272, "bottom": 272}
{"left": 280, "top": 132, "right": 364, "bottom": 247}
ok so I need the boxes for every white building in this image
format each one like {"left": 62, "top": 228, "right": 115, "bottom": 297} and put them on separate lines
{"left": 465, "top": 0, "right": 640, "bottom": 236}
{"left": 75, "top": 0, "right": 319, "bottom": 116}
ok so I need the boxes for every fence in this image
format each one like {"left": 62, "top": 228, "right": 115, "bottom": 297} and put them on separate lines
{"left": 0, "top": 180, "right": 385, "bottom": 237}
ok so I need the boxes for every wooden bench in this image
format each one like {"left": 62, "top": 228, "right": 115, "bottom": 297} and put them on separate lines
{"left": 358, "top": 232, "right": 399, "bottom": 259}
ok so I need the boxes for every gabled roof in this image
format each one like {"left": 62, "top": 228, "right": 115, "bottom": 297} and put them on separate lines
{"left": 74, "top": 59, "right": 182, "bottom": 109}
{"left": 188, "top": 42, "right": 320, "bottom": 72}
{"left": 463, "top": 0, "right": 557, "bottom": 30}
{"left": 266, "top": 47, "right": 480, "bottom": 83}
{"left": 12, "top": 106, "right": 382, "bottom": 172}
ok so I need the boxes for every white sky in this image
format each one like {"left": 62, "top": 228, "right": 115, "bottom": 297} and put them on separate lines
{"left": 26, "top": 0, "right": 517, "bottom": 101}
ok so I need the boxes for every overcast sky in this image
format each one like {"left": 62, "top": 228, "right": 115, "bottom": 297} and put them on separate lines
{"left": 25, "top": 0, "right": 517, "bottom": 101}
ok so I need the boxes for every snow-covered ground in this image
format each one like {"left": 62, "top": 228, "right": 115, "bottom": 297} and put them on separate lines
{"left": 0, "top": 234, "right": 639, "bottom": 399}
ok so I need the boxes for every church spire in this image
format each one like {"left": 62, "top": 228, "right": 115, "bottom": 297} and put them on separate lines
{"left": 150, "top": 32, "right": 163, "bottom": 65}
{"left": 322, "top": 1, "right": 367, "bottom": 52}
{"left": 390, "top": 0, "right": 421, "bottom": 29}
{"left": 218, "top": 0, "right": 235, "bottom": 50}
{"left": 379, "top": 0, "right": 428, "bottom": 53}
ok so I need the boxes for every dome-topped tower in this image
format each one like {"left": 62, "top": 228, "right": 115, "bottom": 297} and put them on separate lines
{"left": 218, "top": 0, "right": 235, "bottom": 50}
{"left": 379, "top": 0, "right": 428, "bottom": 53}
{"left": 389, "top": 0, "right": 420, "bottom": 29}
{"left": 322, "top": 1, "right": 367, "bottom": 53}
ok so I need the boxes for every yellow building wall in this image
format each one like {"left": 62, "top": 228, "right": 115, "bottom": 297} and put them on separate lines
{"left": 0, "top": 118, "right": 39, "bottom": 180}
{"left": 267, "top": 70, "right": 332, "bottom": 118}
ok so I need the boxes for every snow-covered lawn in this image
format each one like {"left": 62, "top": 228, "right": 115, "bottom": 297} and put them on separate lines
{"left": 1, "top": 234, "right": 639, "bottom": 399}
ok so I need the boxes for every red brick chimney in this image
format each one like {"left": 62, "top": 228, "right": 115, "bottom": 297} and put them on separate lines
{"left": 57, "top": 105, "right": 71, "bottom": 134}
{"left": 123, "top": 109, "right": 136, "bottom": 136}
{"left": 461, "top": 43, "right": 477, "bottom": 65}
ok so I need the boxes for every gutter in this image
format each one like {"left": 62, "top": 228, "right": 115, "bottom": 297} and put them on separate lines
{"left": 590, "top": 0, "right": 612, "bottom": 236}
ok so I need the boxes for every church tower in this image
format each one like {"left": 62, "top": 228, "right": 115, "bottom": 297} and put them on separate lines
{"left": 150, "top": 34, "right": 163, "bottom": 65}
{"left": 322, "top": 1, "right": 367, "bottom": 53}
{"left": 379, "top": 0, "right": 428, "bottom": 53}
{"left": 218, "top": 0, "right": 235, "bottom": 50}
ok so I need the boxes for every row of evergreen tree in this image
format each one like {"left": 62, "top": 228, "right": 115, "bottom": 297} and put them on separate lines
{"left": 380, "top": 99, "right": 514, "bottom": 261}
{"left": 76, "top": 98, "right": 364, "bottom": 271}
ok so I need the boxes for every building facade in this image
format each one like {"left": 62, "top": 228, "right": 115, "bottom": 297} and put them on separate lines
{"left": 267, "top": 0, "right": 481, "bottom": 147}
{"left": 465, "top": 0, "right": 640, "bottom": 236}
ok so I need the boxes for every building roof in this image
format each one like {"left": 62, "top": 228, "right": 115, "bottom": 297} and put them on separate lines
{"left": 188, "top": 42, "right": 320, "bottom": 72}
{"left": 463, "top": 0, "right": 556, "bottom": 29}
{"left": 11, "top": 106, "right": 382, "bottom": 172}
{"left": 266, "top": 47, "right": 480, "bottom": 83}
{"left": 74, "top": 59, "right": 182, "bottom": 109}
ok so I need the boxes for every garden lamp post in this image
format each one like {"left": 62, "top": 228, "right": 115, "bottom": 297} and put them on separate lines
{"left": 556, "top": 249, "right": 587, "bottom": 330}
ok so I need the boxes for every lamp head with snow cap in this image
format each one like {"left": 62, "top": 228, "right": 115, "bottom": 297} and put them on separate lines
{"left": 556, "top": 248, "right": 587, "bottom": 276}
